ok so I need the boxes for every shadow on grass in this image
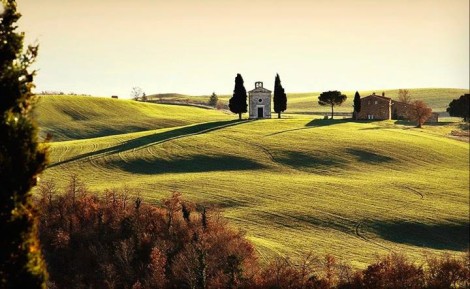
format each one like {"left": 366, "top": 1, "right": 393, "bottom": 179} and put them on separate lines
{"left": 52, "top": 123, "right": 186, "bottom": 141}
{"left": 60, "top": 107, "right": 98, "bottom": 121}
{"left": 49, "top": 120, "right": 245, "bottom": 168}
{"left": 345, "top": 148, "right": 394, "bottom": 164}
{"left": 458, "top": 122, "right": 469, "bottom": 130}
{"left": 305, "top": 118, "right": 348, "bottom": 127}
{"left": 275, "top": 151, "right": 345, "bottom": 173}
{"left": 393, "top": 120, "right": 415, "bottom": 127}
{"left": 266, "top": 118, "right": 348, "bottom": 137}
{"left": 368, "top": 220, "right": 469, "bottom": 251}
{"left": 110, "top": 155, "right": 265, "bottom": 174}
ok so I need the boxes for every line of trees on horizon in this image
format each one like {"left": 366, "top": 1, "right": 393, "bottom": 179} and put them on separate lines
{"left": 123, "top": 78, "right": 467, "bottom": 127}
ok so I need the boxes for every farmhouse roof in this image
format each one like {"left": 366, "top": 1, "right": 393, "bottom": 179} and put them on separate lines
{"left": 363, "top": 94, "right": 391, "bottom": 101}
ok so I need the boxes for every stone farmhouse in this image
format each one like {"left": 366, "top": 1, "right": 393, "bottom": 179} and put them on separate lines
{"left": 248, "top": 81, "right": 271, "bottom": 119}
{"left": 357, "top": 92, "right": 438, "bottom": 123}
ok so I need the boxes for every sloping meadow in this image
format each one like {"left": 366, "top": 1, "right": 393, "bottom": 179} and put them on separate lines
{"left": 41, "top": 108, "right": 469, "bottom": 267}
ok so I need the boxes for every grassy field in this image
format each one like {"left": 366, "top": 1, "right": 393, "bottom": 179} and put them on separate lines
{"left": 38, "top": 94, "right": 469, "bottom": 268}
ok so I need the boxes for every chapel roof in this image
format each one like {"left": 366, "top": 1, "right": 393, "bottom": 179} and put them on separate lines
{"left": 248, "top": 81, "right": 271, "bottom": 93}
{"left": 248, "top": 87, "right": 272, "bottom": 93}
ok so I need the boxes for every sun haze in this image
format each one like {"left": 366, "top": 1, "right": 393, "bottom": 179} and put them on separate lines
{"left": 18, "top": 0, "right": 470, "bottom": 97}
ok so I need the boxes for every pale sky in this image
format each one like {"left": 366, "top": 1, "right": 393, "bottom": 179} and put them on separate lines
{"left": 14, "top": 0, "right": 470, "bottom": 97}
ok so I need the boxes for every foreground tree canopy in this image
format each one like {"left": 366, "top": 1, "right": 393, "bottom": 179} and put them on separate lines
{"left": 0, "top": 0, "right": 48, "bottom": 287}
{"left": 229, "top": 73, "right": 247, "bottom": 120}
{"left": 318, "top": 90, "right": 347, "bottom": 119}
{"left": 447, "top": 94, "right": 470, "bottom": 122}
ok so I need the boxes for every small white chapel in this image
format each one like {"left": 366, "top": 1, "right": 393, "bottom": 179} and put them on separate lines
{"left": 248, "top": 81, "right": 271, "bottom": 119}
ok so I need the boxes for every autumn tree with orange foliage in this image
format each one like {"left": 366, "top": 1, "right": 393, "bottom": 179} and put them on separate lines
{"left": 37, "top": 178, "right": 258, "bottom": 289}
{"left": 409, "top": 100, "right": 433, "bottom": 128}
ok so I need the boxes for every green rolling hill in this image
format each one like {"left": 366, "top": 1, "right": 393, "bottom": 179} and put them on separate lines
{"left": 35, "top": 95, "right": 232, "bottom": 141}
{"left": 37, "top": 93, "right": 469, "bottom": 268}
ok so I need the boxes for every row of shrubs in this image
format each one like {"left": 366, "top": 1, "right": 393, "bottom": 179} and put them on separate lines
{"left": 37, "top": 177, "right": 469, "bottom": 289}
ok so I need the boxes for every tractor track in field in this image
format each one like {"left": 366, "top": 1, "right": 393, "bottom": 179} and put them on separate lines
{"left": 402, "top": 185, "right": 424, "bottom": 199}
{"left": 354, "top": 222, "right": 390, "bottom": 250}
{"left": 56, "top": 145, "right": 70, "bottom": 163}
{"left": 221, "top": 135, "right": 276, "bottom": 164}
{"left": 353, "top": 185, "right": 427, "bottom": 251}
{"left": 88, "top": 143, "right": 107, "bottom": 171}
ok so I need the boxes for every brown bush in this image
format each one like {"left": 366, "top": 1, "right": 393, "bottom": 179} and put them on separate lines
{"left": 425, "top": 252, "right": 469, "bottom": 289}
{"left": 37, "top": 178, "right": 258, "bottom": 289}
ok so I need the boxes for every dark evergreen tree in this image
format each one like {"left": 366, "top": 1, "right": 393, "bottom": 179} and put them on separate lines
{"left": 447, "top": 94, "right": 469, "bottom": 122}
{"left": 353, "top": 91, "right": 361, "bottom": 120}
{"left": 0, "top": 1, "right": 48, "bottom": 288}
{"left": 228, "top": 74, "right": 247, "bottom": 120}
{"left": 318, "top": 90, "right": 347, "bottom": 119}
{"left": 273, "top": 73, "right": 287, "bottom": 119}
{"left": 208, "top": 92, "right": 218, "bottom": 107}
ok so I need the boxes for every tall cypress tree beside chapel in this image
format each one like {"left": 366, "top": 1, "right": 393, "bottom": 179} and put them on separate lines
{"left": 0, "top": 1, "right": 48, "bottom": 287}
{"left": 353, "top": 91, "right": 361, "bottom": 120}
{"left": 273, "top": 73, "right": 287, "bottom": 119}
{"left": 229, "top": 73, "right": 247, "bottom": 120}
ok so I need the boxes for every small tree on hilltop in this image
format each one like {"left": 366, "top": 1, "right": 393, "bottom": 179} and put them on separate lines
{"left": 447, "top": 94, "right": 469, "bottom": 122}
{"left": 398, "top": 89, "right": 412, "bottom": 104}
{"left": 208, "top": 92, "right": 218, "bottom": 107}
{"left": 0, "top": 1, "right": 48, "bottom": 287}
{"left": 353, "top": 91, "right": 361, "bottom": 120}
{"left": 318, "top": 90, "right": 347, "bottom": 119}
{"left": 273, "top": 73, "right": 287, "bottom": 118}
{"left": 131, "top": 86, "right": 143, "bottom": 101}
{"left": 229, "top": 73, "right": 247, "bottom": 120}
{"left": 409, "top": 100, "right": 432, "bottom": 128}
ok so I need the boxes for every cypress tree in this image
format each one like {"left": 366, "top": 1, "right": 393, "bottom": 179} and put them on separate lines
{"left": 273, "top": 73, "right": 287, "bottom": 119}
{"left": 208, "top": 92, "right": 218, "bottom": 107}
{"left": 0, "top": 1, "right": 48, "bottom": 288}
{"left": 353, "top": 91, "right": 361, "bottom": 120}
{"left": 228, "top": 74, "right": 247, "bottom": 120}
